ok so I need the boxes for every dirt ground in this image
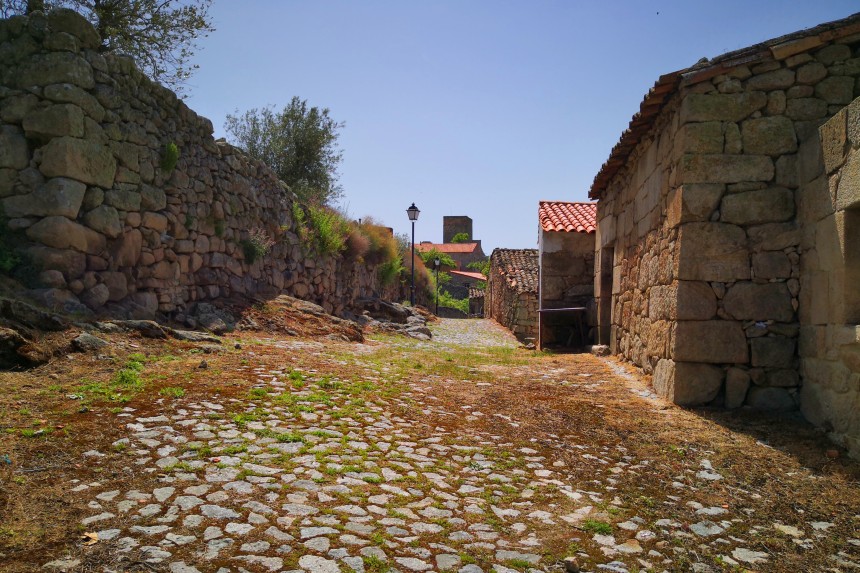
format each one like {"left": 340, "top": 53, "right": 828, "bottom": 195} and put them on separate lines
{"left": 0, "top": 316, "right": 858, "bottom": 573}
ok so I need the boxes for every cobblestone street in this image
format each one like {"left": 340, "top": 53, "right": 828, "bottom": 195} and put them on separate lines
{"left": 5, "top": 320, "right": 858, "bottom": 572}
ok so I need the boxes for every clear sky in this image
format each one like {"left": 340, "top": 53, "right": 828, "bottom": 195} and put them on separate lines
{"left": 184, "top": 1, "right": 858, "bottom": 254}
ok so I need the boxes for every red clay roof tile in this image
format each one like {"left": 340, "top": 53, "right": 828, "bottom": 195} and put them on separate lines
{"left": 538, "top": 201, "right": 597, "bottom": 234}
{"left": 450, "top": 270, "right": 487, "bottom": 281}
{"left": 490, "top": 248, "right": 538, "bottom": 294}
{"left": 414, "top": 242, "right": 479, "bottom": 254}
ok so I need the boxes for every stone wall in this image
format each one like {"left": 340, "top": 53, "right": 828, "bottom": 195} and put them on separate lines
{"left": 594, "top": 96, "right": 683, "bottom": 384}
{"left": 539, "top": 229, "right": 594, "bottom": 345}
{"left": 0, "top": 9, "right": 400, "bottom": 321}
{"left": 595, "top": 27, "right": 860, "bottom": 409}
{"left": 486, "top": 249, "right": 538, "bottom": 342}
{"left": 797, "top": 96, "right": 860, "bottom": 457}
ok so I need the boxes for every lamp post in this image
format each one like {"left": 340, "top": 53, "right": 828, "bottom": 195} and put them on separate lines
{"left": 406, "top": 203, "right": 420, "bottom": 306}
{"left": 434, "top": 257, "right": 440, "bottom": 315}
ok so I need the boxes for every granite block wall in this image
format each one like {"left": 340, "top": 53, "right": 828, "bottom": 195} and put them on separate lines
{"left": 0, "top": 9, "right": 400, "bottom": 321}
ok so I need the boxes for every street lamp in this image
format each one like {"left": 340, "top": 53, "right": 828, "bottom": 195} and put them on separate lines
{"left": 406, "top": 203, "right": 420, "bottom": 306}
{"left": 434, "top": 257, "right": 440, "bottom": 315}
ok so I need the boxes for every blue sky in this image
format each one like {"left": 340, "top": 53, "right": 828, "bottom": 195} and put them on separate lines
{"left": 185, "top": 1, "right": 858, "bottom": 253}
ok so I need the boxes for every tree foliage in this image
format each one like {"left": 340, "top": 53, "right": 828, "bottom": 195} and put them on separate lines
{"left": 225, "top": 98, "right": 345, "bottom": 206}
{"left": 449, "top": 232, "right": 470, "bottom": 243}
{"left": 467, "top": 258, "right": 490, "bottom": 277}
{"left": 418, "top": 248, "right": 456, "bottom": 269}
{"left": 1, "top": 0, "right": 214, "bottom": 94}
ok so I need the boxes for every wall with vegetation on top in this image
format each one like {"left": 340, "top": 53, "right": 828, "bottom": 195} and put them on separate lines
{"left": 0, "top": 9, "right": 403, "bottom": 320}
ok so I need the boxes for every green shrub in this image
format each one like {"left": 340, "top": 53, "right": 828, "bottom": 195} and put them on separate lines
{"left": 357, "top": 217, "right": 399, "bottom": 265}
{"left": 378, "top": 257, "right": 404, "bottom": 286}
{"left": 467, "top": 258, "right": 490, "bottom": 276}
{"left": 241, "top": 227, "right": 275, "bottom": 264}
{"left": 293, "top": 202, "right": 350, "bottom": 256}
{"left": 0, "top": 204, "right": 21, "bottom": 274}
{"left": 307, "top": 205, "right": 349, "bottom": 255}
{"left": 450, "top": 232, "right": 470, "bottom": 243}
{"left": 161, "top": 142, "right": 179, "bottom": 172}
{"left": 437, "top": 290, "right": 468, "bottom": 314}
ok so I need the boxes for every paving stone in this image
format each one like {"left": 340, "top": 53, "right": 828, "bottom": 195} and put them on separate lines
{"left": 200, "top": 505, "right": 240, "bottom": 519}
{"left": 691, "top": 521, "right": 726, "bottom": 536}
{"left": 437, "top": 554, "right": 461, "bottom": 570}
{"left": 283, "top": 503, "right": 319, "bottom": 515}
{"left": 225, "top": 522, "right": 254, "bottom": 535}
{"left": 43, "top": 558, "right": 80, "bottom": 571}
{"left": 81, "top": 512, "right": 114, "bottom": 525}
{"left": 731, "top": 547, "right": 770, "bottom": 564}
{"left": 495, "top": 550, "right": 540, "bottom": 564}
{"left": 233, "top": 555, "right": 282, "bottom": 571}
{"left": 164, "top": 532, "right": 196, "bottom": 545}
{"left": 298, "top": 555, "right": 340, "bottom": 573}
{"left": 130, "top": 525, "right": 170, "bottom": 535}
{"left": 203, "top": 526, "right": 223, "bottom": 540}
{"left": 304, "top": 536, "right": 331, "bottom": 552}
{"left": 239, "top": 540, "right": 270, "bottom": 552}
{"left": 203, "top": 538, "right": 234, "bottom": 560}
{"left": 395, "top": 557, "right": 433, "bottom": 571}
{"left": 174, "top": 495, "right": 204, "bottom": 510}
{"left": 301, "top": 526, "right": 339, "bottom": 539}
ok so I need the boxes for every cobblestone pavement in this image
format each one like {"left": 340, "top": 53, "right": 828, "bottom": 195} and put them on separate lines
{"left": 40, "top": 320, "right": 860, "bottom": 573}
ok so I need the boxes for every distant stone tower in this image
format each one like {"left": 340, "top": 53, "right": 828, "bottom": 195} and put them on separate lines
{"left": 443, "top": 216, "right": 473, "bottom": 243}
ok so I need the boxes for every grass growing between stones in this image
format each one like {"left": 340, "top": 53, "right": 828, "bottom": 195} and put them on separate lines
{"left": 1, "top": 319, "right": 860, "bottom": 573}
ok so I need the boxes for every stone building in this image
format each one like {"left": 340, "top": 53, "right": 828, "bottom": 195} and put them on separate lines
{"left": 486, "top": 248, "right": 538, "bottom": 342}
{"left": 590, "top": 13, "right": 860, "bottom": 456}
{"left": 416, "top": 215, "right": 486, "bottom": 271}
{"left": 537, "top": 201, "right": 597, "bottom": 348}
{"left": 446, "top": 269, "right": 486, "bottom": 299}
{"left": 468, "top": 285, "right": 485, "bottom": 317}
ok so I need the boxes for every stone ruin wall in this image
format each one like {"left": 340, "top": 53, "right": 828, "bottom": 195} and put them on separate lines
{"left": 597, "top": 33, "right": 860, "bottom": 412}
{"left": 0, "top": 9, "right": 400, "bottom": 322}
{"left": 798, "top": 96, "right": 860, "bottom": 457}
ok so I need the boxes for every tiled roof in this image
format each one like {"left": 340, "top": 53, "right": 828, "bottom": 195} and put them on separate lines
{"left": 415, "top": 242, "right": 479, "bottom": 254}
{"left": 539, "top": 201, "right": 597, "bottom": 233}
{"left": 468, "top": 287, "right": 485, "bottom": 299}
{"left": 490, "top": 248, "right": 538, "bottom": 294}
{"left": 450, "top": 270, "right": 487, "bottom": 281}
{"left": 589, "top": 12, "right": 860, "bottom": 201}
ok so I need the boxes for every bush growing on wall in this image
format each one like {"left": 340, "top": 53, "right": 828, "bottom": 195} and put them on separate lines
{"left": 161, "top": 142, "right": 179, "bottom": 172}
{"left": 241, "top": 227, "right": 275, "bottom": 264}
